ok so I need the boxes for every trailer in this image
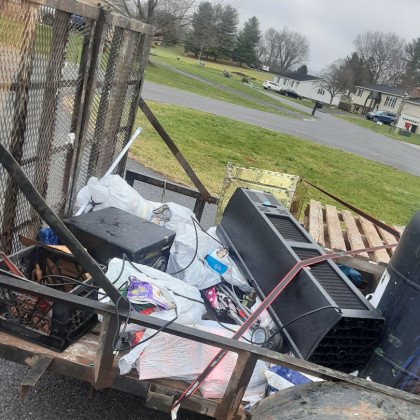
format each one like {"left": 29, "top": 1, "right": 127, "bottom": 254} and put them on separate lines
{"left": 0, "top": 1, "right": 419, "bottom": 418}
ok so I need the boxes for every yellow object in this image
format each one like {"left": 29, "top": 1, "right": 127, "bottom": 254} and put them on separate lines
{"left": 215, "top": 162, "right": 307, "bottom": 224}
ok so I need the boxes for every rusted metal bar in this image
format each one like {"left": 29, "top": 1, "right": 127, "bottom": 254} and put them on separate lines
{"left": 193, "top": 197, "right": 206, "bottom": 221}
{"left": 33, "top": 10, "right": 71, "bottom": 202}
{"left": 87, "top": 25, "right": 124, "bottom": 177}
{"left": 138, "top": 98, "right": 216, "bottom": 204}
{"left": 106, "top": 12, "right": 154, "bottom": 35}
{"left": 0, "top": 79, "right": 139, "bottom": 92}
{"left": 20, "top": 355, "right": 54, "bottom": 399}
{"left": 1, "top": 2, "right": 38, "bottom": 253}
{"left": 125, "top": 170, "right": 219, "bottom": 202}
{"left": 93, "top": 313, "right": 118, "bottom": 389}
{"left": 0, "top": 272, "right": 419, "bottom": 407}
{"left": 29, "top": 0, "right": 100, "bottom": 20}
{"left": 97, "top": 29, "right": 138, "bottom": 175}
{"left": 67, "top": 6, "right": 108, "bottom": 210}
{"left": 116, "top": 32, "right": 154, "bottom": 175}
{"left": 61, "top": 25, "right": 96, "bottom": 217}
{"left": 216, "top": 351, "right": 258, "bottom": 420}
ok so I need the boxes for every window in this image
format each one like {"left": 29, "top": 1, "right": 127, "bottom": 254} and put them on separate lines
{"left": 295, "top": 82, "right": 300, "bottom": 89}
{"left": 384, "top": 96, "right": 397, "bottom": 108}
{"left": 318, "top": 88, "right": 325, "bottom": 95}
{"left": 356, "top": 88, "right": 363, "bottom": 97}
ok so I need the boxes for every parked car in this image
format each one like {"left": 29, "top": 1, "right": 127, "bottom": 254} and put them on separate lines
{"left": 366, "top": 110, "right": 397, "bottom": 125}
{"left": 279, "top": 88, "right": 302, "bottom": 100}
{"left": 263, "top": 81, "right": 281, "bottom": 92}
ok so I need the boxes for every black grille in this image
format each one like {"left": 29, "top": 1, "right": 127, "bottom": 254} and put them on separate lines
{"left": 267, "top": 215, "right": 310, "bottom": 243}
{"left": 294, "top": 248, "right": 367, "bottom": 310}
{"left": 309, "top": 317, "right": 384, "bottom": 373}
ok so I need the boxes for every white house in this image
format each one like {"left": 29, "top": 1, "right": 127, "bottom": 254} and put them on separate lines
{"left": 273, "top": 72, "right": 341, "bottom": 106}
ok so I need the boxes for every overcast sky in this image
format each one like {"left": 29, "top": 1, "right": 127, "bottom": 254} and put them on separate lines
{"left": 224, "top": 0, "right": 420, "bottom": 73}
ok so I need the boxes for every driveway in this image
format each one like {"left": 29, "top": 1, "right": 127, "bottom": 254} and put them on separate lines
{"left": 142, "top": 82, "right": 420, "bottom": 177}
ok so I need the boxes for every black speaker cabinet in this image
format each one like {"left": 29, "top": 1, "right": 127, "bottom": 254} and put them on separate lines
{"left": 217, "top": 188, "right": 384, "bottom": 373}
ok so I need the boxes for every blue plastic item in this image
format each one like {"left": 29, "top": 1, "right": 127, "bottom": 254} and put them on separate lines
{"left": 38, "top": 227, "right": 59, "bottom": 245}
{"left": 337, "top": 264, "right": 363, "bottom": 287}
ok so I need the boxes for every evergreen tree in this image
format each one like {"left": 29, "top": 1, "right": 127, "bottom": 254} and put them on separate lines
{"left": 216, "top": 5, "right": 239, "bottom": 59}
{"left": 297, "top": 64, "right": 308, "bottom": 74}
{"left": 232, "top": 17, "right": 261, "bottom": 66}
{"left": 184, "top": 2, "right": 216, "bottom": 59}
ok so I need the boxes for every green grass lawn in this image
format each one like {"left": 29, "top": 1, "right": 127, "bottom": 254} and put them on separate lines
{"left": 145, "top": 63, "right": 288, "bottom": 115}
{"left": 150, "top": 46, "right": 311, "bottom": 117}
{"left": 131, "top": 101, "right": 420, "bottom": 225}
{"left": 337, "top": 115, "right": 420, "bottom": 146}
{"left": 154, "top": 45, "right": 275, "bottom": 83}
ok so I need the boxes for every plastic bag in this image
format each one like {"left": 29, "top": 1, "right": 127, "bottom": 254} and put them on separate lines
{"left": 74, "top": 175, "right": 159, "bottom": 220}
{"left": 103, "top": 258, "right": 206, "bottom": 375}
{"left": 167, "top": 224, "right": 253, "bottom": 292}
{"left": 136, "top": 320, "right": 268, "bottom": 401}
{"left": 265, "top": 364, "right": 322, "bottom": 393}
{"left": 75, "top": 176, "right": 195, "bottom": 234}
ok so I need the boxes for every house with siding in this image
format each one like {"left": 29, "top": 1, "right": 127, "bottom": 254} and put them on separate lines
{"left": 273, "top": 72, "right": 341, "bottom": 106}
{"left": 351, "top": 84, "right": 420, "bottom": 133}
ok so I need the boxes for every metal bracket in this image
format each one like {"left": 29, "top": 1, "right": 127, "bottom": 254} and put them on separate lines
{"left": 20, "top": 355, "right": 54, "bottom": 399}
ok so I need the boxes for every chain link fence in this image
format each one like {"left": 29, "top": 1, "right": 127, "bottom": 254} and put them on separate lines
{"left": 0, "top": 0, "right": 154, "bottom": 254}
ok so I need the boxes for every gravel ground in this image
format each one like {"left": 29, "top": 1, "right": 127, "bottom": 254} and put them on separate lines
{"left": 0, "top": 161, "right": 216, "bottom": 420}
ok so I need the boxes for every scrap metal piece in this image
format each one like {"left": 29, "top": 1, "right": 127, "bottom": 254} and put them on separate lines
{"left": 215, "top": 162, "right": 307, "bottom": 224}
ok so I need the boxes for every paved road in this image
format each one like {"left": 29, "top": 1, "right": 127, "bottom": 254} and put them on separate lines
{"left": 142, "top": 82, "right": 420, "bottom": 177}
{"left": 150, "top": 60, "right": 301, "bottom": 117}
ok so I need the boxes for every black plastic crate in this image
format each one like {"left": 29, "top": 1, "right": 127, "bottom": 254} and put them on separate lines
{"left": 0, "top": 246, "right": 98, "bottom": 351}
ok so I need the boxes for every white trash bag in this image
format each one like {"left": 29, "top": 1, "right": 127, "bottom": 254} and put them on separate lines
{"left": 168, "top": 224, "right": 253, "bottom": 292}
{"left": 136, "top": 320, "right": 268, "bottom": 401}
{"left": 74, "top": 175, "right": 159, "bottom": 220}
{"left": 103, "top": 258, "right": 206, "bottom": 375}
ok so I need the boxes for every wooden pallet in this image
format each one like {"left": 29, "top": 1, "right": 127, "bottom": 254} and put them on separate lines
{"left": 304, "top": 200, "right": 403, "bottom": 273}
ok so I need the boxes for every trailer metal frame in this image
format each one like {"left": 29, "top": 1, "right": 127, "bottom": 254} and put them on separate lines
{"left": 0, "top": 269, "right": 418, "bottom": 419}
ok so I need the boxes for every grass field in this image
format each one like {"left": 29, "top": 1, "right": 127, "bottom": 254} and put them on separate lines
{"left": 145, "top": 63, "right": 289, "bottom": 115}
{"left": 153, "top": 45, "right": 275, "bottom": 83}
{"left": 337, "top": 115, "right": 420, "bottom": 146}
{"left": 131, "top": 102, "right": 420, "bottom": 225}
{"left": 149, "top": 46, "right": 311, "bottom": 116}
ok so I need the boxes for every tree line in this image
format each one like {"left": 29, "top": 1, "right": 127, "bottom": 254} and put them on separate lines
{"left": 113, "top": 0, "right": 420, "bottom": 98}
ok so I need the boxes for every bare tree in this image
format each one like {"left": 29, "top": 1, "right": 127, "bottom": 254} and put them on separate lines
{"left": 318, "top": 60, "right": 352, "bottom": 105}
{"left": 354, "top": 31, "right": 406, "bottom": 85}
{"left": 113, "top": 0, "right": 196, "bottom": 38}
{"left": 260, "top": 28, "right": 309, "bottom": 73}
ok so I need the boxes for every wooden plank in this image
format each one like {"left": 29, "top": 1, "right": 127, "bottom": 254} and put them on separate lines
{"left": 341, "top": 210, "right": 369, "bottom": 259}
{"left": 20, "top": 355, "right": 54, "bottom": 398}
{"left": 307, "top": 200, "right": 325, "bottom": 246}
{"left": 215, "top": 350, "right": 258, "bottom": 420}
{"left": 325, "top": 204, "right": 346, "bottom": 251}
{"left": 358, "top": 217, "right": 390, "bottom": 265}
{"left": 378, "top": 227, "right": 399, "bottom": 255}
{"left": 94, "top": 313, "right": 118, "bottom": 389}
{"left": 334, "top": 256, "right": 385, "bottom": 277}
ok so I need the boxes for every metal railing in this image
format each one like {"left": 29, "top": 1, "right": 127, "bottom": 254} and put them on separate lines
{"left": 125, "top": 169, "right": 219, "bottom": 221}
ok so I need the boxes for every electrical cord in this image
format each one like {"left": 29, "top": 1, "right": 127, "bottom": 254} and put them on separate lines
{"left": 112, "top": 292, "right": 178, "bottom": 352}
{"left": 212, "top": 305, "right": 342, "bottom": 346}
{"left": 168, "top": 216, "right": 200, "bottom": 276}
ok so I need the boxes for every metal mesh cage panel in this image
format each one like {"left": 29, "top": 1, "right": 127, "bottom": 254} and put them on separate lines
{"left": 0, "top": 0, "right": 152, "bottom": 254}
